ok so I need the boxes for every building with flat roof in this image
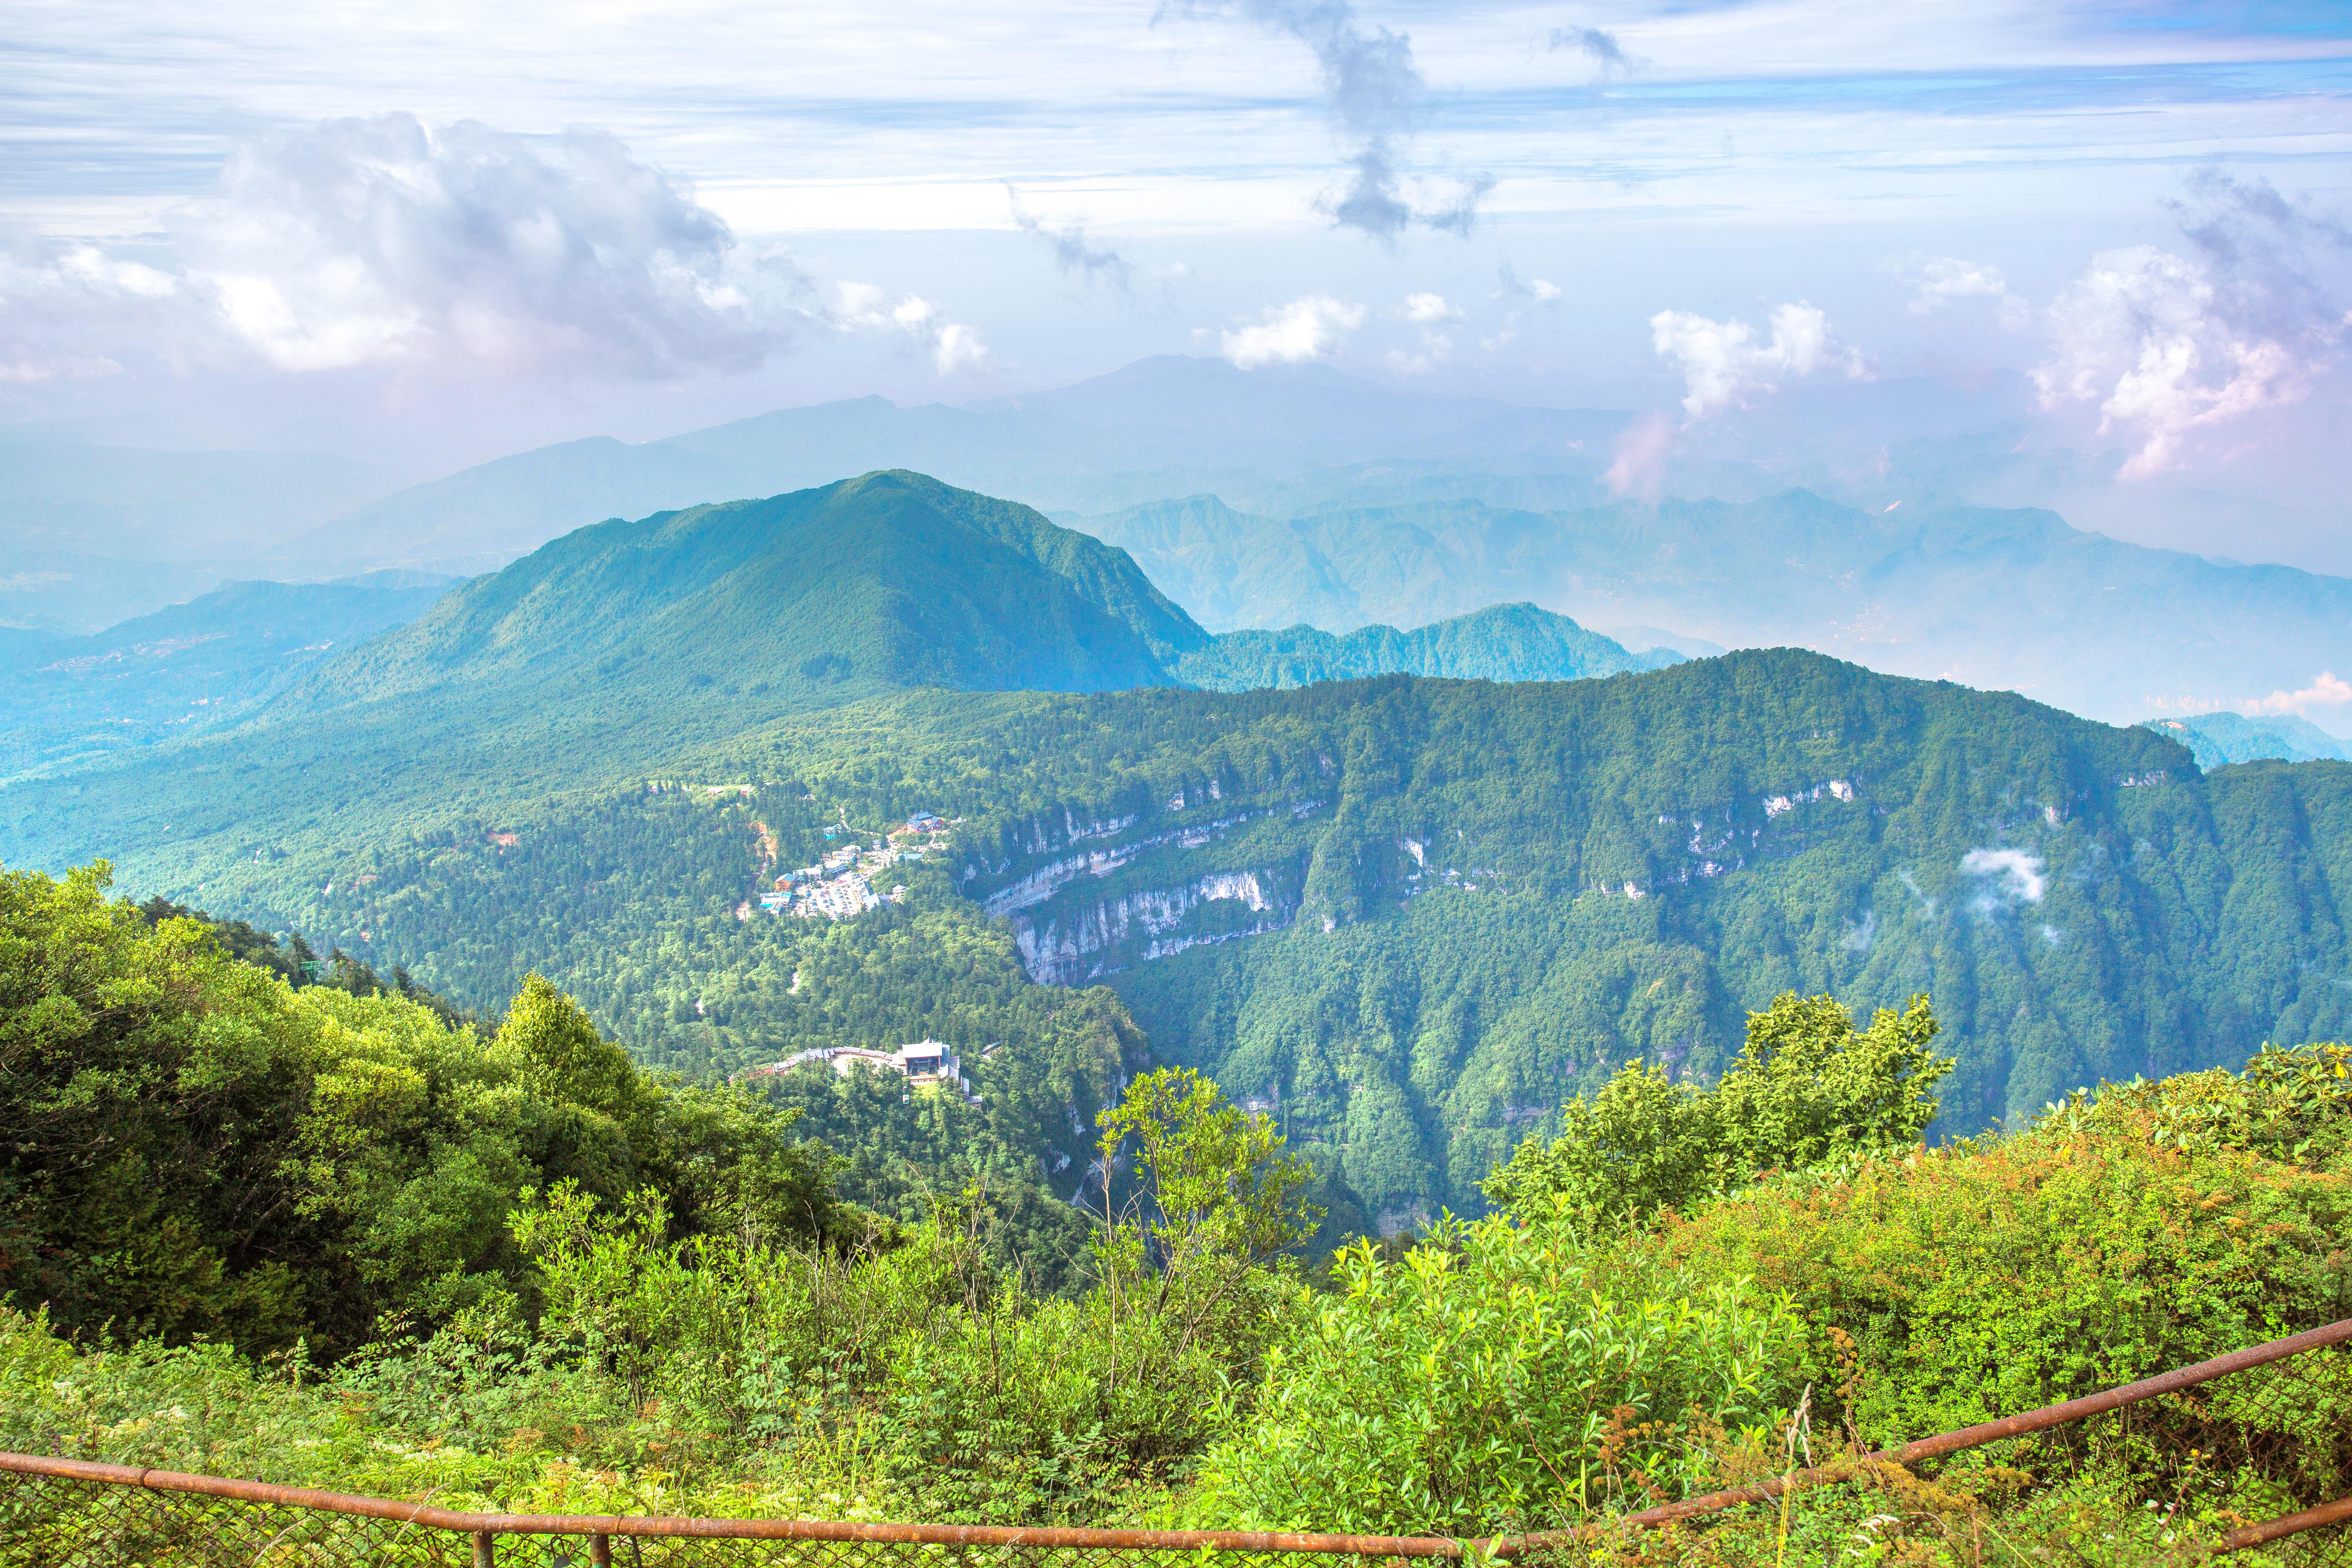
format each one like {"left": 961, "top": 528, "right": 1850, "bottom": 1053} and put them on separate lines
{"left": 742, "top": 1039, "right": 973, "bottom": 1100}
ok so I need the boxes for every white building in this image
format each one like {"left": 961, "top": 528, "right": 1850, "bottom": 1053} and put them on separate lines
{"left": 747, "top": 1039, "right": 974, "bottom": 1100}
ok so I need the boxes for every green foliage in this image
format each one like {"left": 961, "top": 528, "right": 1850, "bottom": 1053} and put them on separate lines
{"left": 1483, "top": 992, "right": 1951, "bottom": 1218}
{"left": 1716, "top": 992, "right": 1949, "bottom": 1167}
{"left": 1096, "top": 1066, "right": 1322, "bottom": 1274}
{"left": 0, "top": 1000, "right": 2346, "bottom": 1553}
{"left": 0, "top": 862, "right": 833, "bottom": 1358}
{"left": 1655, "top": 1041, "right": 2352, "bottom": 1446}
{"left": 2072, "top": 1039, "right": 2352, "bottom": 1167}
{"left": 1188, "top": 1213, "right": 1810, "bottom": 1535}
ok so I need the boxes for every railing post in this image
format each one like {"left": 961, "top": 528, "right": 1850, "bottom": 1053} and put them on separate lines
{"left": 472, "top": 1528, "right": 495, "bottom": 1566}
{"left": 590, "top": 1533, "right": 614, "bottom": 1566}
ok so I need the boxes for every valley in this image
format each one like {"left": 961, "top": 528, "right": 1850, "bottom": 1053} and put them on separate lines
{"left": 9, "top": 471, "right": 2352, "bottom": 1236}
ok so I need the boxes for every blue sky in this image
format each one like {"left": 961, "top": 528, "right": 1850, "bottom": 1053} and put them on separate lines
{"left": 1, "top": 0, "right": 2347, "bottom": 528}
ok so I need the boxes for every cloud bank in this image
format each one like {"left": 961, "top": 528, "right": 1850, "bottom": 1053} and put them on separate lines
{"left": 2034, "top": 174, "right": 2349, "bottom": 478}
{"left": 2, "top": 114, "right": 809, "bottom": 384}
{"left": 2243, "top": 671, "right": 2352, "bottom": 719}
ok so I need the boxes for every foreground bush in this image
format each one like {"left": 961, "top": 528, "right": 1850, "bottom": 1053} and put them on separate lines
{"left": 1188, "top": 1211, "right": 1809, "bottom": 1535}
{"left": 1657, "top": 1041, "right": 2352, "bottom": 1444}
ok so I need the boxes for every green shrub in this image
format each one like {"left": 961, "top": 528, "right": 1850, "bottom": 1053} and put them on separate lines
{"left": 1655, "top": 1041, "right": 2352, "bottom": 1456}
{"left": 1187, "top": 1210, "right": 1810, "bottom": 1536}
{"left": 1483, "top": 992, "right": 1951, "bottom": 1219}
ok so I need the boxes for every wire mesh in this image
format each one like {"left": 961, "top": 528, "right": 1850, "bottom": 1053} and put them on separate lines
{"left": 0, "top": 1332, "right": 2344, "bottom": 1568}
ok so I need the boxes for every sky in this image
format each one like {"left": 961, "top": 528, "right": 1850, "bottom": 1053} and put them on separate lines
{"left": 2, "top": 0, "right": 2349, "bottom": 543}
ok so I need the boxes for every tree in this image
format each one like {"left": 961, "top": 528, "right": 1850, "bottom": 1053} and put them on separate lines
{"left": 1715, "top": 991, "right": 1951, "bottom": 1172}
{"left": 1483, "top": 991, "right": 1954, "bottom": 1219}
{"left": 501, "top": 973, "right": 643, "bottom": 1120}
{"left": 1091, "top": 1067, "right": 1323, "bottom": 1394}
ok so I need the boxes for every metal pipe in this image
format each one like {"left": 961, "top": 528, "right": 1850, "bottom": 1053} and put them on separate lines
{"left": 1520, "top": 1315, "right": 2352, "bottom": 1542}
{"left": 1, "top": 1316, "right": 2343, "bottom": 1557}
{"left": 2218, "top": 1494, "right": 2352, "bottom": 1553}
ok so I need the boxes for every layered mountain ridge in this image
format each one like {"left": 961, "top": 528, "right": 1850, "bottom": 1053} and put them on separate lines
{"left": 12, "top": 467, "right": 2352, "bottom": 1234}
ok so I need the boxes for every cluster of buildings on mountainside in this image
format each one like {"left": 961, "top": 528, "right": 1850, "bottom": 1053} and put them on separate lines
{"left": 756, "top": 811, "right": 958, "bottom": 922}
{"left": 739, "top": 1038, "right": 978, "bottom": 1102}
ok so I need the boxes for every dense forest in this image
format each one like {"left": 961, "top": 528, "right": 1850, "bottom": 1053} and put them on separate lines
{"left": 21, "top": 642, "right": 2352, "bottom": 1230}
{"left": 4, "top": 859, "right": 2347, "bottom": 1561}
{"left": 11, "top": 474, "right": 2352, "bottom": 1240}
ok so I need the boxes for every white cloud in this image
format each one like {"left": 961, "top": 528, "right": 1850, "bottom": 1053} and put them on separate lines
{"left": 193, "top": 114, "right": 801, "bottom": 376}
{"left": 1529, "top": 277, "right": 1563, "bottom": 303}
{"left": 2244, "top": 671, "right": 2352, "bottom": 718}
{"left": 931, "top": 320, "right": 991, "bottom": 375}
{"left": 2035, "top": 244, "right": 2323, "bottom": 479}
{"left": 1962, "top": 847, "right": 2047, "bottom": 903}
{"left": 1220, "top": 294, "right": 1365, "bottom": 369}
{"left": 1388, "top": 291, "right": 1462, "bottom": 372}
{"left": 0, "top": 114, "right": 809, "bottom": 382}
{"left": 1649, "top": 301, "right": 1865, "bottom": 418}
{"left": 833, "top": 282, "right": 991, "bottom": 375}
{"left": 1897, "top": 253, "right": 2030, "bottom": 329}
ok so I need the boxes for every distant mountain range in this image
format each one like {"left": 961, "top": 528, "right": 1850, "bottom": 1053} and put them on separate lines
{"left": 285, "top": 359, "right": 1631, "bottom": 577}
{"left": 0, "top": 576, "right": 455, "bottom": 779}
{"left": 112, "top": 355, "right": 2315, "bottom": 730}
{"left": 0, "top": 439, "right": 406, "bottom": 634}
{"left": 1074, "top": 488, "right": 2352, "bottom": 725}
{"left": 2141, "top": 712, "right": 2350, "bottom": 769}
{"left": 1176, "top": 602, "right": 1680, "bottom": 691}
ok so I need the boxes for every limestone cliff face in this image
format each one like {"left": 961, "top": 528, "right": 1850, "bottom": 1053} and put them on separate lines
{"left": 1012, "top": 868, "right": 1295, "bottom": 984}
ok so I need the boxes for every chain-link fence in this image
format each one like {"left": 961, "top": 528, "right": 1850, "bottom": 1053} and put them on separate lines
{"left": 4, "top": 1321, "right": 2347, "bottom": 1568}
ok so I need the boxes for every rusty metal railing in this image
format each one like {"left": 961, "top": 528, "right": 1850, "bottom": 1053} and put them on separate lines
{"left": 1, "top": 1319, "right": 2346, "bottom": 1566}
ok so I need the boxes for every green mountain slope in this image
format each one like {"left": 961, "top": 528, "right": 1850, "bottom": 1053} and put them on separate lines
{"left": 0, "top": 577, "right": 453, "bottom": 781}
{"left": 19, "top": 628, "right": 2352, "bottom": 1232}
{"left": 2142, "top": 712, "right": 2349, "bottom": 768}
{"left": 282, "top": 469, "right": 1209, "bottom": 724}
{"left": 1178, "top": 603, "right": 1682, "bottom": 691}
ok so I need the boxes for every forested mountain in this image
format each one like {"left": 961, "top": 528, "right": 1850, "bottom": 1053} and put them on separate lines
{"left": 1077, "top": 488, "right": 2352, "bottom": 722}
{"left": 15, "top": 580, "right": 2352, "bottom": 1235}
{"left": 2142, "top": 711, "right": 2349, "bottom": 768}
{"left": 277, "top": 469, "right": 1210, "bottom": 733}
{"left": 0, "top": 576, "right": 454, "bottom": 780}
{"left": 1177, "top": 603, "right": 1680, "bottom": 690}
